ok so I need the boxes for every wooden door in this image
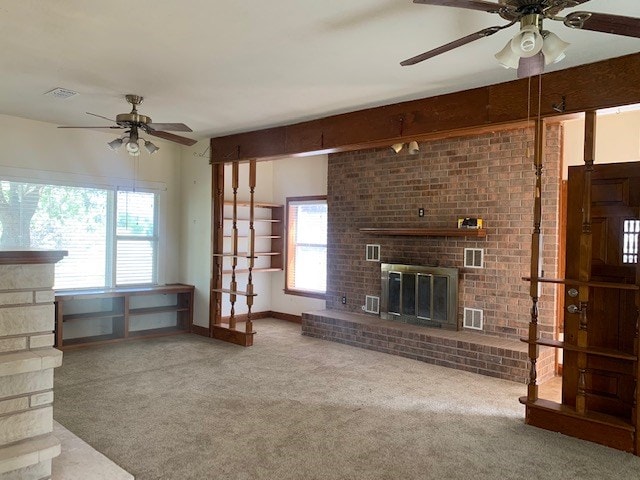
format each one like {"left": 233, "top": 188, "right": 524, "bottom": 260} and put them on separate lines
{"left": 564, "top": 162, "right": 639, "bottom": 419}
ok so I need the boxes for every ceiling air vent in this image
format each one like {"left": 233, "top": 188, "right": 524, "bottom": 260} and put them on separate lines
{"left": 463, "top": 308, "right": 483, "bottom": 330}
{"left": 363, "top": 295, "right": 380, "bottom": 314}
{"left": 44, "top": 87, "right": 79, "bottom": 100}
{"left": 366, "top": 244, "right": 380, "bottom": 262}
{"left": 464, "top": 248, "right": 484, "bottom": 268}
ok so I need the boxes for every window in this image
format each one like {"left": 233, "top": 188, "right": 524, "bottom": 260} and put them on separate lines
{"left": 0, "top": 180, "right": 158, "bottom": 289}
{"left": 623, "top": 219, "right": 640, "bottom": 264}
{"left": 286, "top": 196, "right": 327, "bottom": 298}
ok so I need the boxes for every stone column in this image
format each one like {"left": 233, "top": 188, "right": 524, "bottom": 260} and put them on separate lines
{"left": 0, "top": 250, "right": 67, "bottom": 480}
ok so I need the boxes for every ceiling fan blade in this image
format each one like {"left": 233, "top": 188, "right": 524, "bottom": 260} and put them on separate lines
{"left": 401, "top": 25, "right": 509, "bottom": 66}
{"left": 147, "top": 129, "right": 197, "bottom": 146}
{"left": 412, "top": 0, "right": 504, "bottom": 13}
{"left": 564, "top": 11, "right": 640, "bottom": 38}
{"left": 57, "top": 126, "right": 123, "bottom": 129}
{"left": 146, "top": 123, "right": 193, "bottom": 132}
{"left": 86, "top": 112, "right": 117, "bottom": 123}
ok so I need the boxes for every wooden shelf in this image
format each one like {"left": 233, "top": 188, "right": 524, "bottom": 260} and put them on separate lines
{"left": 359, "top": 227, "right": 486, "bottom": 237}
{"left": 63, "top": 333, "right": 121, "bottom": 348}
{"left": 211, "top": 288, "right": 257, "bottom": 297}
{"left": 129, "top": 305, "right": 190, "bottom": 317}
{"left": 213, "top": 252, "right": 280, "bottom": 257}
{"left": 223, "top": 235, "right": 282, "bottom": 239}
{"left": 63, "top": 311, "right": 123, "bottom": 322}
{"left": 224, "top": 201, "right": 282, "bottom": 208}
{"left": 223, "top": 217, "right": 281, "bottom": 223}
{"left": 519, "top": 397, "right": 634, "bottom": 431}
{"left": 55, "top": 284, "right": 194, "bottom": 349}
{"left": 128, "top": 326, "right": 189, "bottom": 338}
{"left": 222, "top": 268, "right": 282, "bottom": 274}
{"left": 520, "top": 337, "right": 637, "bottom": 361}
{"left": 522, "top": 277, "right": 639, "bottom": 291}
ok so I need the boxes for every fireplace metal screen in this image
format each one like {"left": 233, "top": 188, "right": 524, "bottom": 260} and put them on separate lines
{"left": 380, "top": 264, "right": 458, "bottom": 329}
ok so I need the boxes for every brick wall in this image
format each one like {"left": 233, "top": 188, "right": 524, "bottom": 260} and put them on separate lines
{"left": 326, "top": 124, "right": 561, "bottom": 341}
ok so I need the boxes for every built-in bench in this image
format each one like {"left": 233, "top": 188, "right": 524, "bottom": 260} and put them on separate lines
{"left": 302, "top": 309, "right": 555, "bottom": 383}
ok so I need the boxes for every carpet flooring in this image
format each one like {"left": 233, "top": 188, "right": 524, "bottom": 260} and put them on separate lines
{"left": 54, "top": 319, "right": 640, "bottom": 480}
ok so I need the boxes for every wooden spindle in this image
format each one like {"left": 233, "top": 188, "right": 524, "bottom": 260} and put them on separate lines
{"left": 210, "top": 162, "right": 225, "bottom": 331}
{"left": 575, "top": 111, "right": 596, "bottom": 414}
{"left": 527, "top": 119, "right": 544, "bottom": 402}
{"left": 229, "top": 162, "right": 239, "bottom": 330}
{"left": 246, "top": 160, "right": 256, "bottom": 335}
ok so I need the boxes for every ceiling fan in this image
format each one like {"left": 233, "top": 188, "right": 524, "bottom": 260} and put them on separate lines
{"left": 59, "top": 94, "right": 197, "bottom": 156}
{"left": 401, "top": 1, "right": 640, "bottom": 78}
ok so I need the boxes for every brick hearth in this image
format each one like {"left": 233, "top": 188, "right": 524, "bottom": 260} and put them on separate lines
{"left": 303, "top": 310, "right": 556, "bottom": 383}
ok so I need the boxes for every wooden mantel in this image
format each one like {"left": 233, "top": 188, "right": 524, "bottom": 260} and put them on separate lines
{"left": 210, "top": 52, "right": 640, "bottom": 163}
{"left": 0, "top": 249, "right": 67, "bottom": 265}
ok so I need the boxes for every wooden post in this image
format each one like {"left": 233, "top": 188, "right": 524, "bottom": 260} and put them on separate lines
{"left": 576, "top": 110, "right": 596, "bottom": 414}
{"left": 229, "top": 162, "right": 239, "bottom": 330}
{"left": 210, "top": 162, "right": 225, "bottom": 332}
{"left": 246, "top": 160, "right": 256, "bottom": 336}
{"left": 527, "top": 119, "right": 544, "bottom": 402}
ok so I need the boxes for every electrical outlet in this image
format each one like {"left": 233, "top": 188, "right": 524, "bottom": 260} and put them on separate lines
{"left": 418, "top": 208, "right": 424, "bottom": 217}
{"left": 341, "top": 295, "right": 347, "bottom": 304}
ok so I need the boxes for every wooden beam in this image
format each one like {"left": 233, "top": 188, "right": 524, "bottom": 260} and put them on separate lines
{"left": 210, "top": 52, "right": 640, "bottom": 163}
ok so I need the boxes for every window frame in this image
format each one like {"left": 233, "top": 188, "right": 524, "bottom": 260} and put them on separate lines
{"left": 285, "top": 195, "right": 328, "bottom": 300}
{"left": 113, "top": 188, "right": 160, "bottom": 287}
{"left": 0, "top": 176, "right": 160, "bottom": 289}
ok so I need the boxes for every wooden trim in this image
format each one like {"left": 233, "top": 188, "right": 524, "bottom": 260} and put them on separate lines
{"left": 221, "top": 311, "right": 272, "bottom": 323}
{"left": 211, "top": 325, "right": 254, "bottom": 347}
{"left": 359, "top": 228, "right": 486, "bottom": 237}
{"left": 210, "top": 53, "right": 640, "bottom": 162}
{"left": 191, "top": 324, "right": 210, "bottom": 337}
{"left": 270, "top": 311, "right": 303, "bottom": 324}
{"left": 285, "top": 196, "right": 328, "bottom": 298}
{"left": 0, "top": 249, "right": 67, "bottom": 265}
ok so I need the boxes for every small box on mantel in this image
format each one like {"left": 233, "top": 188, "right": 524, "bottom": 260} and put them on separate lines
{"left": 457, "top": 218, "right": 483, "bottom": 229}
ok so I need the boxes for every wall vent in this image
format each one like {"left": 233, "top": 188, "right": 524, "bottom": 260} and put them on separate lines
{"left": 464, "top": 248, "right": 484, "bottom": 268}
{"left": 463, "top": 308, "right": 483, "bottom": 330}
{"left": 366, "top": 244, "right": 380, "bottom": 262}
{"left": 363, "top": 295, "right": 380, "bottom": 314}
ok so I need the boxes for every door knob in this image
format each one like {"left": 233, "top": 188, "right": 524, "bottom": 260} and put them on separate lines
{"left": 567, "top": 304, "right": 580, "bottom": 314}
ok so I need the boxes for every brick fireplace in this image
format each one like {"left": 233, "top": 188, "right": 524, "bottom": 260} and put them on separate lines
{"left": 302, "top": 124, "right": 561, "bottom": 382}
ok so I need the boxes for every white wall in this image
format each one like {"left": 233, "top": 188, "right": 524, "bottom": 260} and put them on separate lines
{"left": 0, "top": 114, "right": 183, "bottom": 284}
{"left": 563, "top": 109, "right": 640, "bottom": 178}
{"left": 270, "top": 154, "right": 328, "bottom": 315}
{"left": 179, "top": 140, "right": 211, "bottom": 326}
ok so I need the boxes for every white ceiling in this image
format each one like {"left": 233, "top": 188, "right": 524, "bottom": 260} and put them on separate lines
{"left": 0, "top": 1, "right": 638, "bottom": 140}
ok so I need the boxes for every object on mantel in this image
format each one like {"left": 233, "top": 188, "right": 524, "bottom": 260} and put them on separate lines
{"left": 359, "top": 227, "right": 486, "bottom": 238}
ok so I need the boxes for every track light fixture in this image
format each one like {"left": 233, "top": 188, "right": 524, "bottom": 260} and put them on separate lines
{"left": 107, "top": 126, "right": 159, "bottom": 157}
{"left": 390, "top": 141, "right": 420, "bottom": 155}
{"left": 495, "top": 14, "right": 569, "bottom": 78}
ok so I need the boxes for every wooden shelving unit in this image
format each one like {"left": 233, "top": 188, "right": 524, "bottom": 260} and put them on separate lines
{"left": 55, "top": 284, "right": 194, "bottom": 350}
{"left": 522, "top": 113, "right": 640, "bottom": 455}
{"left": 210, "top": 161, "right": 283, "bottom": 347}
{"left": 359, "top": 227, "right": 486, "bottom": 237}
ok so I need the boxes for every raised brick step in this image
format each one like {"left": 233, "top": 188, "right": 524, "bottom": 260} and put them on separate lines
{"left": 302, "top": 309, "right": 555, "bottom": 383}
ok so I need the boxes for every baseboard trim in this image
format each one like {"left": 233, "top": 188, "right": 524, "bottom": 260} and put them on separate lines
{"left": 193, "top": 311, "right": 303, "bottom": 338}
{"left": 191, "top": 324, "right": 210, "bottom": 337}
{"left": 270, "top": 311, "right": 302, "bottom": 324}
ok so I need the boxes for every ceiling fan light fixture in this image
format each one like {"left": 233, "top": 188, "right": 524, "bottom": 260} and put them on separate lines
{"left": 144, "top": 140, "right": 159, "bottom": 155}
{"left": 391, "top": 143, "right": 404, "bottom": 154}
{"left": 511, "top": 25, "right": 544, "bottom": 58}
{"left": 126, "top": 139, "right": 140, "bottom": 154}
{"left": 542, "top": 31, "right": 570, "bottom": 65}
{"left": 107, "top": 138, "right": 123, "bottom": 151}
{"left": 408, "top": 141, "right": 419, "bottom": 155}
{"left": 495, "top": 41, "right": 520, "bottom": 69}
